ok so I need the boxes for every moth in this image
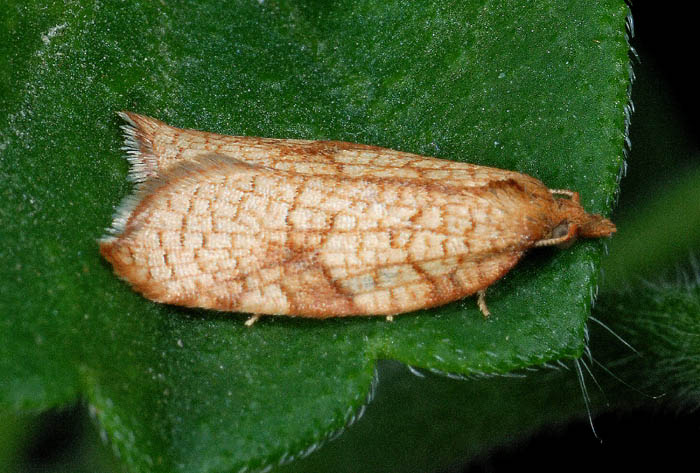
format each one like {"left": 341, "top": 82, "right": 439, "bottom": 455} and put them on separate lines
{"left": 100, "top": 112, "right": 615, "bottom": 324}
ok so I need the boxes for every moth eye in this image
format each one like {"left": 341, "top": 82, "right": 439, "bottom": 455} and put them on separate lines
{"left": 551, "top": 221, "right": 570, "bottom": 239}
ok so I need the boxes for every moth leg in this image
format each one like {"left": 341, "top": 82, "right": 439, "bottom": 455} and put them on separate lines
{"left": 534, "top": 222, "right": 579, "bottom": 247}
{"left": 477, "top": 290, "right": 491, "bottom": 318}
{"left": 386, "top": 315, "right": 394, "bottom": 322}
{"left": 244, "top": 314, "right": 261, "bottom": 327}
{"left": 549, "top": 189, "right": 580, "bottom": 203}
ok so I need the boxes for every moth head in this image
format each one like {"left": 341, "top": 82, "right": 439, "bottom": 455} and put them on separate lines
{"left": 552, "top": 193, "right": 616, "bottom": 245}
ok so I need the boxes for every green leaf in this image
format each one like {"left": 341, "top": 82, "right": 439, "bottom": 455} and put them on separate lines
{"left": 1, "top": 1, "right": 630, "bottom": 471}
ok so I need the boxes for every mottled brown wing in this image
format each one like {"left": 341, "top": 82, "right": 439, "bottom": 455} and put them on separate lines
{"left": 100, "top": 154, "right": 553, "bottom": 317}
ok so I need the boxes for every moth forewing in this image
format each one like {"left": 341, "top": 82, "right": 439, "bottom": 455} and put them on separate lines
{"left": 101, "top": 112, "right": 616, "bottom": 320}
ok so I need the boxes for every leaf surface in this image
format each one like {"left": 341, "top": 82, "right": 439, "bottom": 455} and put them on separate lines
{"left": 0, "top": 1, "right": 630, "bottom": 471}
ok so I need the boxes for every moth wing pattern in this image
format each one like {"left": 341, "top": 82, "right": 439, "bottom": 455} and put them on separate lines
{"left": 103, "top": 112, "right": 616, "bottom": 318}
{"left": 101, "top": 153, "right": 548, "bottom": 317}
{"left": 118, "top": 111, "right": 544, "bottom": 191}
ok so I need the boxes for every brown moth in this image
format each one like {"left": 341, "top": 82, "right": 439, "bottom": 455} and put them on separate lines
{"left": 100, "top": 112, "right": 615, "bottom": 323}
